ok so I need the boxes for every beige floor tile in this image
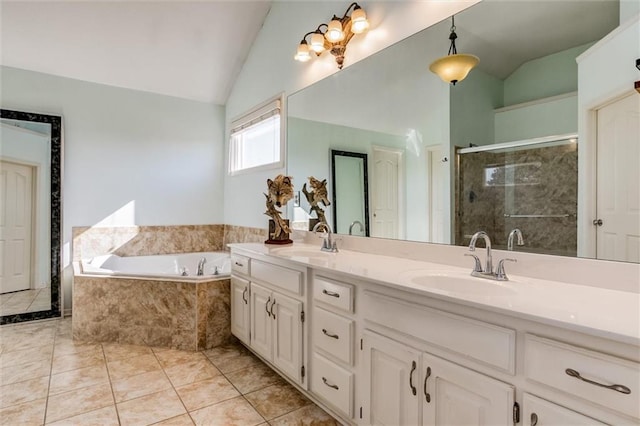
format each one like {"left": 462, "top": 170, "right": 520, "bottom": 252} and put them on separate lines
{"left": 117, "top": 388, "right": 186, "bottom": 426}
{"left": 152, "top": 413, "right": 194, "bottom": 425}
{"left": 0, "top": 357, "right": 51, "bottom": 385}
{"left": 112, "top": 369, "right": 173, "bottom": 403}
{"left": 102, "top": 342, "right": 153, "bottom": 362}
{"left": 0, "top": 344, "right": 54, "bottom": 368}
{"left": 2, "top": 332, "right": 55, "bottom": 352}
{"left": 49, "top": 364, "right": 110, "bottom": 395}
{"left": 0, "top": 375, "right": 49, "bottom": 409}
{"left": 163, "top": 358, "right": 222, "bottom": 387}
{"left": 175, "top": 375, "right": 239, "bottom": 411}
{"left": 107, "top": 353, "right": 162, "bottom": 381}
{"left": 244, "top": 382, "right": 310, "bottom": 421}
{"left": 0, "top": 397, "right": 47, "bottom": 425}
{"left": 54, "top": 337, "right": 101, "bottom": 357}
{"left": 45, "top": 382, "right": 114, "bottom": 423}
{"left": 190, "top": 396, "right": 264, "bottom": 426}
{"left": 225, "top": 361, "right": 283, "bottom": 394}
{"left": 268, "top": 404, "right": 339, "bottom": 426}
{"left": 155, "top": 349, "right": 206, "bottom": 369}
{"left": 51, "top": 347, "right": 105, "bottom": 374}
{"left": 202, "top": 342, "right": 251, "bottom": 364}
{"left": 46, "top": 405, "right": 119, "bottom": 426}
{"left": 206, "top": 350, "right": 265, "bottom": 375}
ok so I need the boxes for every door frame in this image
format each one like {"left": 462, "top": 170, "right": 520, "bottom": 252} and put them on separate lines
{"left": 578, "top": 88, "right": 637, "bottom": 258}
{"left": 0, "top": 157, "right": 39, "bottom": 292}
{"left": 371, "top": 145, "right": 405, "bottom": 239}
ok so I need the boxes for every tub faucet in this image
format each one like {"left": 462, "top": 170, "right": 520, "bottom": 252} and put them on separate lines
{"left": 468, "top": 231, "right": 493, "bottom": 275}
{"left": 348, "top": 220, "right": 364, "bottom": 235}
{"left": 507, "top": 228, "right": 525, "bottom": 251}
{"left": 196, "top": 257, "right": 207, "bottom": 276}
{"left": 312, "top": 222, "right": 338, "bottom": 253}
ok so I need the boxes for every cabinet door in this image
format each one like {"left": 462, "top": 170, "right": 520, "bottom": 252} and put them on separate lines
{"left": 362, "top": 331, "right": 421, "bottom": 426}
{"left": 522, "top": 393, "right": 606, "bottom": 426}
{"left": 230, "top": 276, "right": 250, "bottom": 344}
{"left": 272, "top": 291, "right": 303, "bottom": 384}
{"left": 422, "top": 352, "right": 514, "bottom": 425}
{"left": 250, "top": 282, "right": 272, "bottom": 361}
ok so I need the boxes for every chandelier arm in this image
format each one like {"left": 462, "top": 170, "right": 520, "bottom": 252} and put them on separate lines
{"left": 341, "top": 2, "right": 360, "bottom": 19}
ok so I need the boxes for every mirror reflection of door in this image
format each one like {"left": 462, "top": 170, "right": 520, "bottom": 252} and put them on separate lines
{"left": 595, "top": 93, "right": 640, "bottom": 262}
{"left": 331, "top": 150, "right": 370, "bottom": 236}
{"left": 0, "top": 159, "right": 34, "bottom": 293}
{"left": 372, "top": 146, "right": 403, "bottom": 239}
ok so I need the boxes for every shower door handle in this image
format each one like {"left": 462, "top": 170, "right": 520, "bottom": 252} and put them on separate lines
{"left": 593, "top": 219, "right": 603, "bottom": 226}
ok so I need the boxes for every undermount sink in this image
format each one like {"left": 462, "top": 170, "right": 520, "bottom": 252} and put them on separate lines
{"left": 406, "top": 272, "right": 517, "bottom": 297}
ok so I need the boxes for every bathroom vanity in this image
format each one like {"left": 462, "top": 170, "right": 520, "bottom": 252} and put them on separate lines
{"left": 228, "top": 242, "right": 639, "bottom": 426}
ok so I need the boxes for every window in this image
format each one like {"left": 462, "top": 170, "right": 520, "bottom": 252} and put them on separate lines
{"left": 229, "top": 95, "right": 284, "bottom": 175}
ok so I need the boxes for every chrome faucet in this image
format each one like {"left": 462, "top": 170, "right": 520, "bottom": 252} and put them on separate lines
{"left": 196, "top": 257, "right": 207, "bottom": 276}
{"left": 468, "top": 231, "right": 493, "bottom": 274}
{"left": 507, "top": 228, "right": 524, "bottom": 251}
{"left": 312, "top": 222, "right": 338, "bottom": 252}
{"left": 348, "top": 220, "right": 364, "bottom": 235}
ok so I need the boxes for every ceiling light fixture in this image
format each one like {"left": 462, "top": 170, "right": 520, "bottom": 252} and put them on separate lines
{"left": 429, "top": 16, "right": 479, "bottom": 85}
{"left": 294, "top": 2, "right": 370, "bottom": 69}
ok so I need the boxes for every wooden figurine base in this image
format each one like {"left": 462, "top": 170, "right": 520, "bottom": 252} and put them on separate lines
{"left": 265, "top": 219, "right": 292, "bottom": 245}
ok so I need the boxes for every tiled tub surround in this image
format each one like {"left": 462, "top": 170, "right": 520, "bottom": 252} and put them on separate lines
{"left": 73, "top": 276, "right": 231, "bottom": 351}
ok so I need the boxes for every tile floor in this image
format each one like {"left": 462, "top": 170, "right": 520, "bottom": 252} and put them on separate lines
{"left": 0, "top": 318, "right": 340, "bottom": 425}
{"left": 0, "top": 288, "right": 51, "bottom": 316}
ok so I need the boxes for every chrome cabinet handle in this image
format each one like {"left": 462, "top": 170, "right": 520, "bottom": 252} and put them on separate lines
{"left": 270, "top": 298, "right": 276, "bottom": 319}
{"left": 322, "top": 377, "right": 339, "bottom": 390}
{"left": 242, "top": 287, "right": 248, "bottom": 304}
{"left": 322, "top": 329, "right": 339, "bottom": 339}
{"left": 409, "top": 361, "right": 417, "bottom": 396}
{"left": 265, "top": 297, "right": 271, "bottom": 318}
{"left": 531, "top": 413, "right": 538, "bottom": 426}
{"left": 565, "top": 368, "right": 631, "bottom": 394}
{"left": 423, "top": 366, "right": 431, "bottom": 403}
{"left": 322, "top": 289, "right": 340, "bottom": 298}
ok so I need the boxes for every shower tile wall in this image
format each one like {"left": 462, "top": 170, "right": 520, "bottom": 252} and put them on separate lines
{"left": 456, "top": 143, "right": 578, "bottom": 256}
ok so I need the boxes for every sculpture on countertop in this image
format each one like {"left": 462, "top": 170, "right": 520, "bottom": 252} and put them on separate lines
{"left": 264, "top": 174, "right": 294, "bottom": 244}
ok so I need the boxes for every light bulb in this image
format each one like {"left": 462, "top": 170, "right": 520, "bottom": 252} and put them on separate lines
{"left": 350, "top": 7, "right": 369, "bottom": 34}
{"left": 294, "top": 41, "right": 311, "bottom": 62}
{"left": 310, "top": 33, "right": 325, "bottom": 54}
{"left": 325, "top": 19, "right": 345, "bottom": 42}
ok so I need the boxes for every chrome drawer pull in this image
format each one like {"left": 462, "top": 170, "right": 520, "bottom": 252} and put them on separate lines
{"left": 322, "top": 377, "right": 339, "bottom": 390}
{"left": 409, "top": 360, "right": 417, "bottom": 396}
{"left": 322, "top": 289, "right": 340, "bottom": 298}
{"left": 565, "top": 368, "right": 631, "bottom": 394}
{"left": 322, "top": 329, "right": 339, "bottom": 339}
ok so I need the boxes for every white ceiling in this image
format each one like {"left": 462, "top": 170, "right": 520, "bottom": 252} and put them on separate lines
{"left": 0, "top": 0, "right": 272, "bottom": 105}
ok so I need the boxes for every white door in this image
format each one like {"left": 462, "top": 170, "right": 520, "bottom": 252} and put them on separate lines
{"left": 0, "top": 160, "right": 34, "bottom": 294}
{"left": 422, "top": 352, "right": 514, "bottom": 425}
{"left": 372, "top": 147, "right": 402, "bottom": 239}
{"left": 596, "top": 93, "right": 640, "bottom": 262}
{"left": 427, "top": 146, "right": 448, "bottom": 244}
{"left": 230, "top": 276, "right": 250, "bottom": 344}
{"left": 272, "top": 291, "right": 303, "bottom": 384}
{"left": 362, "top": 331, "right": 421, "bottom": 426}
{"left": 522, "top": 393, "right": 605, "bottom": 426}
{"left": 250, "top": 282, "right": 272, "bottom": 360}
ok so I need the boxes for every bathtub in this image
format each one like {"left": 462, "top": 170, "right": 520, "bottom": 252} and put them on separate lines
{"left": 80, "top": 251, "right": 231, "bottom": 281}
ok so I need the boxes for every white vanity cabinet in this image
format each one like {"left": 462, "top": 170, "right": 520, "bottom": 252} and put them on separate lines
{"left": 230, "top": 276, "right": 250, "bottom": 344}
{"left": 522, "top": 393, "right": 606, "bottom": 426}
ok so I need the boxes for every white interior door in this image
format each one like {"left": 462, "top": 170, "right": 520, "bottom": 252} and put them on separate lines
{"left": 595, "top": 93, "right": 640, "bottom": 262}
{"left": 427, "top": 146, "right": 447, "bottom": 244}
{"left": 0, "top": 160, "right": 34, "bottom": 294}
{"left": 372, "top": 147, "right": 402, "bottom": 239}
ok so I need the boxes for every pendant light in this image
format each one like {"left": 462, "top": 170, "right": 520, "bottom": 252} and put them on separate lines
{"left": 429, "top": 16, "right": 479, "bottom": 85}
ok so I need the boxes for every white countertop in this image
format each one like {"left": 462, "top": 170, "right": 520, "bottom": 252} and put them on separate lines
{"left": 229, "top": 242, "right": 640, "bottom": 346}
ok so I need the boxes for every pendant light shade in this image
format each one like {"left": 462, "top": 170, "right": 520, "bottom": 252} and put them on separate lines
{"left": 294, "top": 40, "right": 312, "bottom": 62}
{"left": 429, "top": 53, "right": 479, "bottom": 85}
{"left": 326, "top": 18, "right": 345, "bottom": 42}
{"left": 310, "top": 32, "right": 326, "bottom": 53}
{"left": 429, "top": 16, "right": 478, "bottom": 85}
{"left": 350, "top": 6, "right": 369, "bottom": 34}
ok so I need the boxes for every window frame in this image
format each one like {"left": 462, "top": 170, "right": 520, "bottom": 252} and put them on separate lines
{"left": 228, "top": 94, "right": 285, "bottom": 176}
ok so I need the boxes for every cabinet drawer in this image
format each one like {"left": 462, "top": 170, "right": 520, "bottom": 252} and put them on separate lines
{"left": 525, "top": 334, "right": 639, "bottom": 419}
{"left": 313, "top": 307, "right": 354, "bottom": 365}
{"left": 251, "top": 259, "right": 302, "bottom": 295}
{"left": 523, "top": 393, "right": 606, "bottom": 425}
{"left": 311, "top": 353, "right": 353, "bottom": 417}
{"left": 231, "top": 254, "right": 250, "bottom": 276}
{"left": 313, "top": 276, "right": 353, "bottom": 313}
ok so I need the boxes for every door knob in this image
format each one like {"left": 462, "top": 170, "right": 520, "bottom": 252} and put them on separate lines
{"left": 592, "top": 219, "right": 603, "bottom": 226}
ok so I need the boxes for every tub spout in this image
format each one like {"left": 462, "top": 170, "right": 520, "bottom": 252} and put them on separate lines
{"left": 197, "top": 258, "right": 207, "bottom": 276}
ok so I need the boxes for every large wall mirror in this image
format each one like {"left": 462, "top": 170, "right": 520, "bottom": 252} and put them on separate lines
{"left": 1, "top": 109, "right": 62, "bottom": 324}
{"left": 287, "top": 1, "right": 639, "bottom": 263}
